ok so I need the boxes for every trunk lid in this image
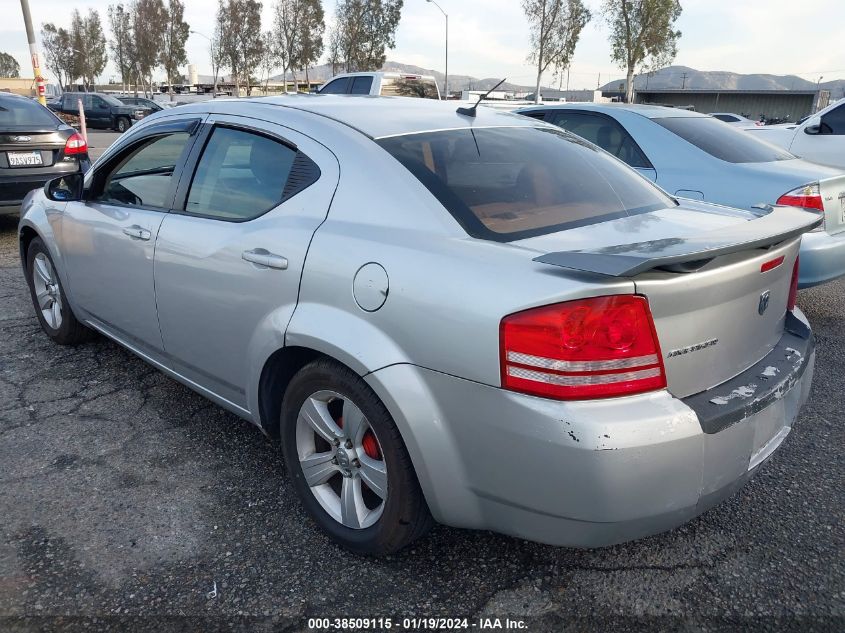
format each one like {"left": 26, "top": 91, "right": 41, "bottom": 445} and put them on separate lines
{"left": 0, "top": 128, "right": 66, "bottom": 173}
{"left": 819, "top": 174, "right": 845, "bottom": 235}
{"left": 520, "top": 202, "right": 818, "bottom": 398}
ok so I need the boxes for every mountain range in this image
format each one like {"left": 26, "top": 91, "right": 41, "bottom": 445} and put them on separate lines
{"left": 276, "top": 62, "right": 845, "bottom": 99}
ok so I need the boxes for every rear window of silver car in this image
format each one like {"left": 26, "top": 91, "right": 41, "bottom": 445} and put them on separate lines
{"left": 378, "top": 126, "right": 675, "bottom": 241}
{"left": 654, "top": 116, "right": 795, "bottom": 163}
{"left": 380, "top": 77, "right": 439, "bottom": 99}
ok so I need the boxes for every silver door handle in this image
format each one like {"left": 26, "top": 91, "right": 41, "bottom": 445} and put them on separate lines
{"left": 242, "top": 248, "right": 288, "bottom": 270}
{"left": 122, "top": 225, "right": 151, "bottom": 241}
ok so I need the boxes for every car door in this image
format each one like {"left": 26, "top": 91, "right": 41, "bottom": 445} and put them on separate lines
{"left": 546, "top": 110, "right": 658, "bottom": 182}
{"left": 59, "top": 117, "right": 203, "bottom": 352}
{"left": 790, "top": 101, "right": 845, "bottom": 169}
{"left": 153, "top": 114, "right": 339, "bottom": 408}
{"left": 89, "top": 95, "right": 112, "bottom": 129}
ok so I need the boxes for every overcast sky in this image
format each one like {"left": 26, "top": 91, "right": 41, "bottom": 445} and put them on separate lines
{"left": 3, "top": 0, "right": 844, "bottom": 88}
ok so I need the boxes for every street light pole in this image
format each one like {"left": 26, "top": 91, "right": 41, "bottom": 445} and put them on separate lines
{"left": 19, "top": 0, "right": 47, "bottom": 105}
{"left": 191, "top": 30, "right": 218, "bottom": 98}
{"left": 426, "top": 0, "right": 448, "bottom": 99}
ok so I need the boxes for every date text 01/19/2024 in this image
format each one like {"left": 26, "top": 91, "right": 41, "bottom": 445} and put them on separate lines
{"left": 306, "top": 617, "right": 528, "bottom": 630}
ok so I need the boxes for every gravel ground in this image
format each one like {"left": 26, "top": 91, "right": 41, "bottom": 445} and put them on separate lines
{"left": 0, "top": 212, "right": 843, "bottom": 632}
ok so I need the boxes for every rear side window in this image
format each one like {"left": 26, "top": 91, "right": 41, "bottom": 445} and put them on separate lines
{"left": 320, "top": 78, "right": 350, "bottom": 94}
{"left": 380, "top": 77, "right": 439, "bottom": 99}
{"left": 350, "top": 76, "right": 373, "bottom": 95}
{"left": 654, "top": 116, "right": 795, "bottom": 163}
{"left": 185, "top": 126, "right": 319, "bottom": 221}
{"left": 820, "top": 103, "right": 845, "bottom": 135}
{"left": 547, "top": 111, "right": 652, "bottom": 169}
{"left": 712, "top": 114, "right": 739, "bottom": 123}
{"left": 378, "top": 127, "right": 676, "bottom": 241}
{"left": 0, "top": 97, "right": 60, "bottom": 127}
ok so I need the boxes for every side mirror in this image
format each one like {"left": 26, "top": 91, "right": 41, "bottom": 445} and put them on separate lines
{"left": 45, "top": 173, "right": 84, "bottom": 202}
{"left": 804, "top": 115, "right": 822, "bottom": 135}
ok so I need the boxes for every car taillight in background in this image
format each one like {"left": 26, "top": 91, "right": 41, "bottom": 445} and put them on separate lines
{"left": 777, "top": 183, "right": 825, "bottom": 231}
{"left": 500, "top": 295, "right": 666, "bottom": 401}
{"left": 63, "top": 132, "right": 87, "bottom": 156}
{"left": 787, "top": 256, "right": 800, "bottom": 312}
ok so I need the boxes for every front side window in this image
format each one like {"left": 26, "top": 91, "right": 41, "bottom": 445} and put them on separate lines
{"left": 185, "top": 126, "right": 317, "bottom": 221}
{"left": 548, "top": 111, "right": 652, "bottom": 168}
{"left": 96, "top": 133, "right": 191, "bottom": 208}
{"left": 378, "top": 126, "right": 676, "bottom": 241}
{"left": 320, "top": 78, "right": 350, "bottom": 94}
{"left": 380, "top": 77, "right": 439, "bottom": 99}
{"left": 820, "top": 103, "right": 845, "bottom": 135}
{"left": 654, "top": 116, "right": 795, "bottom": 163}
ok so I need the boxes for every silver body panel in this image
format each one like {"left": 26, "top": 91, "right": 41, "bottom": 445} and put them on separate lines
{"left": 18, "top": 96, "right": 817, "bottom": 547}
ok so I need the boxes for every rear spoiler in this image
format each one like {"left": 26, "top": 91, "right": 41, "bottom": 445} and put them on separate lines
{"left": 533, "top": 206, "right": 822, "bottom": 277}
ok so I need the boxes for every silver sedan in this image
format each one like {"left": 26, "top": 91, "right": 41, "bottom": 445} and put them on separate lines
{"left": 18, "top": 97, "right": 818, "bottom": 554}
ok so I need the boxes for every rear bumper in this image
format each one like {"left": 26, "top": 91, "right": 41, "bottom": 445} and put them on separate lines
{"left": 0, "top": 175, "right": 50, "bottom": 211}
{"left": 365, "top": 309, "right": 815, "bottom": 547}
{"left": 798, "top": 228, "right": 845, "bottom": 288}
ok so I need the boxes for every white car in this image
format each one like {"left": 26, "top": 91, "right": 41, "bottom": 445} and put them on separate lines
{"left": 710, "top": 112, "right": 760, "bottom": 127}
{"left": 318, "top": 72, "right": 441, "bottom": 100}
{"left": 745, "top": 99, "right": 845, "bottom": 170}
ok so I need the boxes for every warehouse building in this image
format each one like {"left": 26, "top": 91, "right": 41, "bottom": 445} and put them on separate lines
{"left": 628, "top": 88, "right": 820, "bottom": 123}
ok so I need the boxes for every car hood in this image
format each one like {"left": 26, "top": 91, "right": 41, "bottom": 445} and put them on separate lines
{"left": 512, "top": 200, "right": 758, "bottom": 255}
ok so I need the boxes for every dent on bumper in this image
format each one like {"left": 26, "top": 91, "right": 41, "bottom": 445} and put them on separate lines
{"left": 365, "top": 312, "right": 815, "bottom": 548}
{"left": 798, "top": 229, "right": 845, "bottom": 288}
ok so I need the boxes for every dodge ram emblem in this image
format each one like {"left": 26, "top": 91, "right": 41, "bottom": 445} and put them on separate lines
{"left": 758, "top": 290, "right": 770, "bottom": 315}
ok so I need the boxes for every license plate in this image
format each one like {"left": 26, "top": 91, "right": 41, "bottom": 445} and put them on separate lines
{"left": 8, "top": 151, "right": 43, "bottom": 167}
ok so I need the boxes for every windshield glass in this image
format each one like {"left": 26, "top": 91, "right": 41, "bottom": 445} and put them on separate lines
{"left": 378, "top": 126, "right": 676, "bottom": 241}
{"left": 654, "top": 116, "right": 795, "bottom": 163}
{"left": 0, "top": 97, "right": 61, "bottom": 128}
{"left": 380, "top": 77, "right": 439, "bottom": 99}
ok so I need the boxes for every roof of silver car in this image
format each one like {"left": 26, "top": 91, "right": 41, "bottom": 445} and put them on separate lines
{"left": 228, "top": 94, "right": 540, "bottom": 139}
{"left": 518, "top": 103, "right": 709, "bottom": 119}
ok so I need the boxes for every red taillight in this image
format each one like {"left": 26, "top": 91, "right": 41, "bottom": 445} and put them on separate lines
{"left": 776, "top": 183, "right": 824, "bottom": 211}
{"left": 64, "top": 132, "right": 87, "bottom": 156}
{"left": 787, "top": 256, "right": 800, "bottom": 311}
{"left": 761, "top": 255, "right": 785, "bottom": 273}
{"left": 500, "top": 295, "right": 666, "bottom": 401}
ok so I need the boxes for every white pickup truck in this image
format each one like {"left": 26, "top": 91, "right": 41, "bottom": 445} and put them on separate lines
{"left": 745, "top": 99, "right": 845, "bottom": 170}
{"left": 318, "top": 72, "right": 441, "bottom": 100}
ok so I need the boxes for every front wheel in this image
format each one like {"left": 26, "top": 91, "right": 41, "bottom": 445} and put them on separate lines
{"left": 280, "top": 359, "right": 432, "bottom": 555}
{"left": 25, "top": 237, "right": 91, "bottom": 345}
{"left": 115, "top": 117, "right": 129, "bottom": 133}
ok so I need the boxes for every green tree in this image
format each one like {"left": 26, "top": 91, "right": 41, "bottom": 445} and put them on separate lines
{"left": 160, "top": 0, "right": 190, "bottom": 100}
{"left": 131, "top": 0, "right": 168, "bottom": 96}
{"left": 0, "top": 52, "right": 20, "bottom": 78}
{"left": 602, "top": 0, "right": 682, "bottom": 104}
{"left": 41, "top": 24, "right": 74, "bottom": 88}
{"left": 217, "top": 0, "right": 264, "bottom": 95}
{"left": 70, "top": 9, "right": 108, "bottom": 89}
{"left": 108, "top": 4, "right": 134, "bottom": 93}
{"left": 333, "top": 0, "right": 403, "bottom": 72}
{"left": 523, "top": 0, "right": 591, "bottom": 104}
{"left": 298, "top": 0, "right": 324, "bottom": 88}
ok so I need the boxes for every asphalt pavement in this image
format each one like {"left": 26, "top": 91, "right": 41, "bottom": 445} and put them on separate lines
{"left": 86, "top": 131, "right": 122, "bottom": 161}
{"left": 0, "top": 211, "right": 843, "bottom": 632}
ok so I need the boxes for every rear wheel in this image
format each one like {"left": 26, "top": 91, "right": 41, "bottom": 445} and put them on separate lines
{"left": 25, "top": 238, "right": 91, "bottom": 345}
{"left": 280, "top": 359, "right": 432, "bottom": 555}
{"left": 115, "top": 117, "right": 129, "bottom": 133}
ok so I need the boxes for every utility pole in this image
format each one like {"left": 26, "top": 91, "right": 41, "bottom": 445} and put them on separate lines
{"left": 680, "top": 72, "right": 688, "bottom": 90}
{"left": 19, "top": 0, "right": 47, "bottom": 105}
{"left": 426, "top": 0, "right": 448, "bottom": 99}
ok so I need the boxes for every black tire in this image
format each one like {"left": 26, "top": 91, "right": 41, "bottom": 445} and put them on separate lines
{"left": 280, "top": 358, "right": 433, "bottom": 555}
{"left": 25, "top": 237, "right": 92, "bottom": 346}
{"left": 115, "top": 117, "right": 129, "bottom": 133}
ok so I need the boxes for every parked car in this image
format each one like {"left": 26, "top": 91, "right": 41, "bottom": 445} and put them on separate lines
{"left": 318, "top": 72, "right": 441, "bottom": 99}
{"left": 19, "top": 97, "right": 817, "bottom": 555}
{"left": 518, "top": 103, "right": 845, "bottom": 288}
{"left": 744, "top": 99, "right": 845, "bottom": 170}
{"left": 117, "top": 96, "right": 168, "bottom": 118}
{"left": 49, "top": 92, "right": 144, "bottom": 133}
{"left": 710, "top": 112, "right": 760, "bottom": 127}
{"left": 0, "top": 92, "right": 89, "bottom": 214}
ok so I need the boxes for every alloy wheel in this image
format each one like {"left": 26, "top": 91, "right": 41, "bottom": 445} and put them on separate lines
{"left": 295, "top": 390, "right": 387, "bottom": 529}
{"left": 31, "top": 253, "right": 63, "bottom": 330}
